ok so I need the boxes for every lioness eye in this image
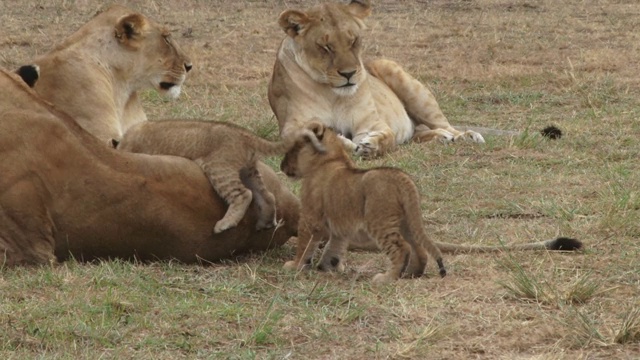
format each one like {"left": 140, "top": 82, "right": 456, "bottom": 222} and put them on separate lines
{"left": 351, "top": 37, "right": 359, "bottom": 47}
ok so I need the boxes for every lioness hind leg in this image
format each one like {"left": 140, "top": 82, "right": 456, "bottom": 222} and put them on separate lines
{"left": 366, "top": 59, "right": 484, "bottom": 144}
{"left": 195, "top": 159, "right": 252, "bottom": 233}
{"left": 241, "top": 165, "right": 277, "bottom": 231}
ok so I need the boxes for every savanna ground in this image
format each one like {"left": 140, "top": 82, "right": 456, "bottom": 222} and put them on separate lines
{"left": 1, "top": 0, "right": 639, "bottom": 358}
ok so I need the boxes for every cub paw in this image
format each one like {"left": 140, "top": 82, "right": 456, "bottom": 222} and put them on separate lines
{"left": 214, "top": 219, "right": 236, "bottom": 233}
{"left": 317, "top": 256, "right": 345, "bottom": 272}
{"left": 372, "top": 273, "right": 395, "bottom": 283}
{"left": 255, "top": 217, "right": 277, "bottom": 231}
{"left": 283, "top": 260, "right": 299, "bottom": 270}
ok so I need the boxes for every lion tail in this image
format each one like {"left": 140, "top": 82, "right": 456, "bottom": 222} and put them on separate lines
{"left": 434, "top": 237, "right": 583, "bottom": 254}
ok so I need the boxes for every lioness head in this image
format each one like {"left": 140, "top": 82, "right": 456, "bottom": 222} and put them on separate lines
{"left": 113, "top": 8, "right": 192, "bottom": 99}
{"left": 278, "top": 0, "right": 371, "bottom": 96}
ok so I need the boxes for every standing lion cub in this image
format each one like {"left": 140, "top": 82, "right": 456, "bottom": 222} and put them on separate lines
{"left": 280, "top": 122, "right": 446, "bottom": 282}
{"left": 117, "top": 120, "right": 324, "bottom": 233}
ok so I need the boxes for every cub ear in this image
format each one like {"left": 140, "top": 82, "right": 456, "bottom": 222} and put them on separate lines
{"left": 348, "top": 0, "right": 372, "bottom": 19}
{"left": 306, "top": 121, "right": 326, "bottom": 141}
{"left": 15, "top": 64, "right": 40, "bottom": 88}
{"left": 115, "top": 14, "right": 147, "bottom": 47}
{"left": 278, "top": 10, "right": 310, "bottom": 37}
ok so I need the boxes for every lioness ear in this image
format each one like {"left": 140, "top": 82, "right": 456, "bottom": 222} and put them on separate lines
{"left": 278, "top": 10, "right": 310, "bottom": 37}
{"left": 347, "top": 0, "right": 372, "bottom": 19}
{"left": 115, "top": 14, "right": 147, "bottom": 47}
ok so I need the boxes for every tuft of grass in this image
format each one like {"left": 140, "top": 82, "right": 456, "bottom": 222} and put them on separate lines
{"left": 497, "top": 255, "right": 549, "bottom": 304}
{"left": 614, "top": 308, "right": 640, "bottom": 345}
{"left": 563, "top": 272, "right": 600, "bottom": 305}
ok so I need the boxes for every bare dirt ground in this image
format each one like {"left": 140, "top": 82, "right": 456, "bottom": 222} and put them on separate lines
{"left": 1, "top": 0, "right": 639, "bottom": 359}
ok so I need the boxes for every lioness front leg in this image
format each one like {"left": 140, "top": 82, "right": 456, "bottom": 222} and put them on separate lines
{"left": 366, "top": 58, "right": 484, "bottom": 144}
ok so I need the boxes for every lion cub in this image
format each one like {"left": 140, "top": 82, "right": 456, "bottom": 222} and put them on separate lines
{"left": 281, "top": 122, "right": 446, "bottom": 282}
{"left": 117, "top": 120, "right": 323, "bottom": 233}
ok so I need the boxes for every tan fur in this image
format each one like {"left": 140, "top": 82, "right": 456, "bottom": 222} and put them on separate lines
{"left": 118, "top": 121, "right": 324, "bottom": 233}
{"left": 28, "top": 5, "right": 192, "bottom": 144}
{"left": 268, "top": 0, "right": 484, "bottom": 159}
{"left": 0, "top": 68, "right": 300, "bottom": 267}
{"left": 280, "top": 122, "right": 447, "bottom": 283}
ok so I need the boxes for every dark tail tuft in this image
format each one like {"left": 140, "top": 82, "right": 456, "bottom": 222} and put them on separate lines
{"left": 15, "top": 64, "right": 40, "bottom": 88}
{"left": 436, "top": 258, "right": 446, "bottom": 278}
{"left": 541, "top": 125, "right": 563, "bottom": 139}
{"left": 546, "top": 237, "right": 582, "bottom": 251}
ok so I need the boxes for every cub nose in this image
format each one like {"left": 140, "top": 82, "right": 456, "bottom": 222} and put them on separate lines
{"left": 338, "top": 70, "right": 356, "bottom": 80}
{"left": 184, "top": 62, "right": 193, "bottom": 72}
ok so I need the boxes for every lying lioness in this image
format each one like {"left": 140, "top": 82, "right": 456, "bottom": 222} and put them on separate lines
{"left": 0, "top": 68, "right": 299, "bottom": 266}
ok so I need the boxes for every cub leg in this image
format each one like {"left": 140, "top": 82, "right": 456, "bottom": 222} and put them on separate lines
{"left": 241, "top": 164, "right": 277, "bottom": 231}
{"left": 195, "top": 158, "right": 253, "bottom": 233}
{"left": 283, "top": 216, "right": 327, "bottom": 271}
{"left": 317, "top": 235, "right": 348, "bottom": 272}
{"left": 366, "top": 58, "right": 484, "bottom": 143}
{"left": 371, "top": 231, "right": 412, "bottom": 283}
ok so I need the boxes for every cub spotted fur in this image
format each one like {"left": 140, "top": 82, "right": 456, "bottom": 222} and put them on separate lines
{"left": 269, "top": 0, "right": 484, "bottom": 159}
{"left": 117, "top": 120, "right": 324, "bottom": 233}
{"left": 280, "top": 122, "right": 446, "bottom": 282}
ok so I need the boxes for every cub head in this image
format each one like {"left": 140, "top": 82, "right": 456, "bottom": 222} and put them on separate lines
{"left": 278, "top": 0, "right": 371, "bottom": 96}
{"left": 281, "top": 122, "right": 348, "bottom": 179}
{"left": 112, "top": 8, "right": 192, "bottom": 99}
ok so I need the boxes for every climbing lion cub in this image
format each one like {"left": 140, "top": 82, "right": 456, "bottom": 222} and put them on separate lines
{"left": 280, "top": 122, "right": 446, "bottom": 283}
{"left": 117, "top": 120, "right": 324, "bottom": 233}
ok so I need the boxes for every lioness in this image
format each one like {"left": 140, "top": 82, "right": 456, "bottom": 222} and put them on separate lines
{"left": 0, "top": 68, "right": 299, "bottom": 266}
{"left": 281, "top": 122, "right": 447, "bottom": 282}
{"left": 117, "top": 120, "right": 324, "bottom": 233}
{"left": 28, "top": 5, "right": 192, "bottom": 144}
{"left": 268, "top": 0, "right": 485, "bottom": 159}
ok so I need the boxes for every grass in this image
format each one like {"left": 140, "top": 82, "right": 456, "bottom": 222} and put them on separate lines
{"left": 1, "top": 0, "right": 640, "bottom": 358}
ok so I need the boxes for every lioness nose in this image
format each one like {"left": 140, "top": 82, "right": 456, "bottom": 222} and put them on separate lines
{"left": 338, "top": 70, "right": 356, "bottom": 80}
{"left": 184, "top": 62, "right": 193, "bottom": 72}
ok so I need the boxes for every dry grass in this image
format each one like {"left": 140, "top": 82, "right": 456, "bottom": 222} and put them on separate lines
{"left": 1, "top": 0, "right": 640, "bottom": 358}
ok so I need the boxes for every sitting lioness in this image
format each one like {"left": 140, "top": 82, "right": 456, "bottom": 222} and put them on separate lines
{"left": 268, "top": 0, "right": 485, "bottom": 159}
{"left": 0, "top": 68, "right": 299, "bottom": 266}
{"left": 27, "top": 5, "right": 192, "bottom": 144}
{"left": 281, "top": 122, "right": 447, "bottom": 282}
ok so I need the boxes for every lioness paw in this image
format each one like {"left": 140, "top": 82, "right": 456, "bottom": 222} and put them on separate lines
{"left": 436, "top": 130, "right": 455, "bottom": 144}
{"left": 355, "top": 135, "right": 380, "bottom": 159}
{"left": 454, "top": 130, "right": 485, "bottom": 144}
